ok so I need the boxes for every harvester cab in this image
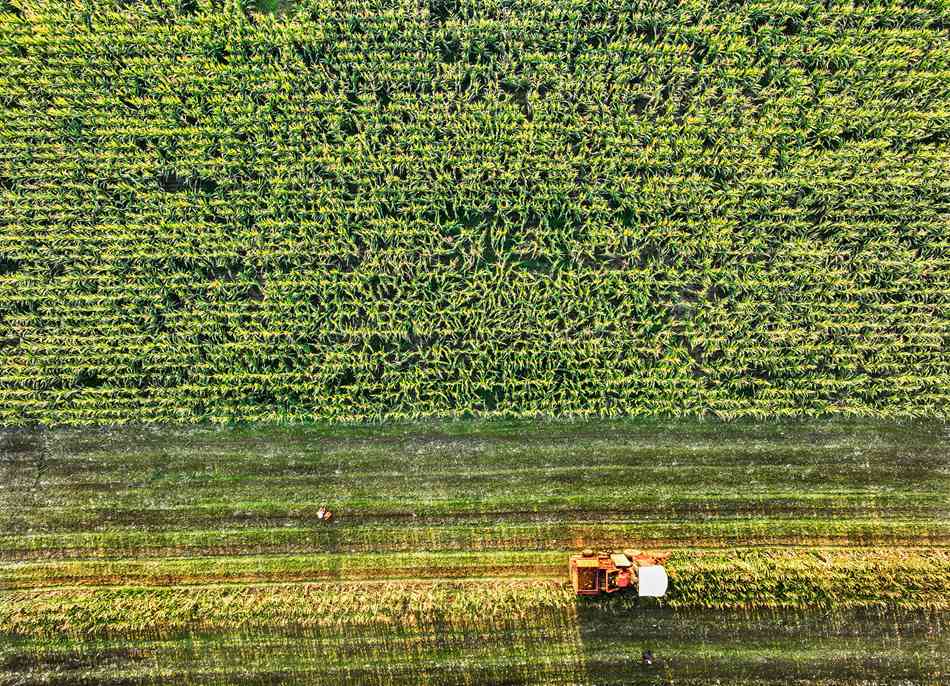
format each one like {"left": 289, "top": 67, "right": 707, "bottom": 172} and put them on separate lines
{"left": 569, "top": 548, "right": 669, "bottom": 597}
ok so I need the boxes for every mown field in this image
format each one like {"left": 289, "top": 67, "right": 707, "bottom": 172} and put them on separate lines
{"left": 2, "top": 419, "right": 948, "bottom": 684}
{"left": 1, "top": 0, "right": 949, "bottom": 424}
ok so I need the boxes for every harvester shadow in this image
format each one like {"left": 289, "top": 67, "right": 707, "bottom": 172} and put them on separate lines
{"left": 572, "top": 594, "right": 675, "bottom": 686}
{"left": 570, "top": 600, "right": 949, "bottom": 686}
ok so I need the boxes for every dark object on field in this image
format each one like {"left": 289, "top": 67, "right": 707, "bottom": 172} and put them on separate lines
{"left": 642, "top": 649, "right": 654, "bottom": 666}
{"left": 569, "top": 548, "right": 669, "bottom": 597}
{"left": 317, "top": 506, "right": 333, "bottom": 522}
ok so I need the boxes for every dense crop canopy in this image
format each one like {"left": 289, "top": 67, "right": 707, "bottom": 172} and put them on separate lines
{"left": 0, "top": 0, "right": 948, "bottom": 423}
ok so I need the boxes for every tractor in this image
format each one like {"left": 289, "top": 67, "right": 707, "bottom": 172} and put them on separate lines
{"left": 569, "top": 548, "right": 669, "bottom": 597}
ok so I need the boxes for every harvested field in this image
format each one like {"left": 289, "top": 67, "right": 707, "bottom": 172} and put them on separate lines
{"left": 1, "top": 419, "right": 948, "bottom": 683}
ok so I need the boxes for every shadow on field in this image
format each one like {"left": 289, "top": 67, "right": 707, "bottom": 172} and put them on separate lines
{"left": 572, "top": 595, "right": 674, "bottom": 686}
{"left": 0, "top": 429, "right": 49, "bottom": 512}
{"left": 570, "top": 596, "right": 950, "bottom": 686}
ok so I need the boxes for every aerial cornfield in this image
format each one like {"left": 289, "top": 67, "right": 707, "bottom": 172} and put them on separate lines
{"left": 1, "top": 0, "right": 949, "bottom": 684}
{"left": 0, "top": 0, "right": 948, "bottom": 424}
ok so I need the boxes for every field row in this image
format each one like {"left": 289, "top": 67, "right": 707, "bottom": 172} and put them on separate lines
{"left": 4, "top": 606, "right": 947, "bottom": 686}
{"left": 2, "top": 548, "right": 947, "bottom": 593}
{"left": 6, "top": 519, "right": 949, "bottom": 561}
{"left": 5, "top": 498, "right": 946, "bottom": 535}
{"left": 3, "top": 548, "right": 949, "bottom": 642}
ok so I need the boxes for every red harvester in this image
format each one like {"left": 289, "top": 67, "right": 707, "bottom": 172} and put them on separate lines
{"left": 569, "top": 548, "right": 670, "bottom": 597}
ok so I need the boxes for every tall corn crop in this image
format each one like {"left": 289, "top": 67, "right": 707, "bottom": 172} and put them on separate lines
{"left": 0, "top": 0, "right": 948, "bottom": 424}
